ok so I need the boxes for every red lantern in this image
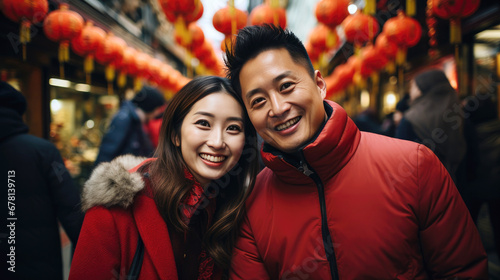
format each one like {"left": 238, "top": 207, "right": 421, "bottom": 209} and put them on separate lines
{"left": 159, "top": 0, "right": 203, "bottom": 47}
{"left": 375, "top": 33, "right": 398, "bottom": 61}
{"left": 315, "top": 0, "right": 350, "bottom": 28}
{"left": 43, "top": 4, "right": 84, "bottom": 78}
{"left": 342, "top": 11, "right": 379, "bottom": 48}
{"left": 71, "top": 21, "right": 106, "bottom": 84}
{"left": 382, "top": 10, "right": 422, "bottom": 65}
{"left": 432, "top": 0, "right": 480, "bottom": 44}
{"left": 1, "top": 0, "right": 48, "bottom": 60}
{"left": 309, "top": 24, "right": 338, "bottom": 53}
{"left": 213, "top": 6, "right": 247, "bottom": 35}
{"left": 192, "top": 40, "right": 213, "bottom": 60}
{"left": 174, "top": 23, "right": 205, "bottom": 48}
{"left": 305, "top": 43, "right": 320, "bottom": 63}
{"left": 333, "top": 62, "right": 355, "bottom": 89}
{"left": 114, "top": 47, "right": 138, "bottom": 88}
{"left": 94, "top": 33, "right": 126, "bottom": 94}
{"left": 250, "top": 3, "right": 287, "bottom": 28}
{"left": 360, "top": 44, "right": 388, "bottom": 72}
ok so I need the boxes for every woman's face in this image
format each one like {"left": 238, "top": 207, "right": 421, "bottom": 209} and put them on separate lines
{"left": 176, "top": 92, "right": 245, "bottom": 187}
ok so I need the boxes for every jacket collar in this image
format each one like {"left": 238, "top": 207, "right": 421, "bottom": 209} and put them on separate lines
{"left": 260, "top": 100, "right": 361, "bottom": 185}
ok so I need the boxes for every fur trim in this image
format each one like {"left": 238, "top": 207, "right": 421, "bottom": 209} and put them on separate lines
{"left": 81, "top": 155, "right": 148, "bottom": 212}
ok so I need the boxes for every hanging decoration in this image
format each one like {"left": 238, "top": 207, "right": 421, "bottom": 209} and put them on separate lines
{"left": 43, "top": 4, "right": 84, "bottom": 79}
{"left": 426, "top": 0, "right": 438, "bottom": 57}
{"left": 213, "top": 1, "right": 247, "bottom": 52}
{"left": 382, "top": 10, "right": 422, "bottom": 66}
{"left": 342, "top": 11, "right": 379, "bottom": 52}
{"left": 374, "top": 33, "right": 398, "bottom": 74}
{"left": 94, "top": 33, "right": 126, "bottom": 94}
{"left": 315, "top": 0, "right": 350, "bottom": 29}
{"left": 71, "top": 21, "right": 106, "bottom": 84}
{"left": 1, "top": 0, "right": 49, "bottom": 60}
{"left": 308, "top": 24, "right": 339, "bottom": 73}
{"left": 432, "top": 0, "right": 480, "bottom": 44}
{"left": 249, "top": 0, "right": 287, "bottom": 28}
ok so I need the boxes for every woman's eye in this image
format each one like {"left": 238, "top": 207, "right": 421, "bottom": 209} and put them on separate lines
{"left": 195, "top": 120, "right": 210, "bottom": 127}
{"left": 280, "top": 82, "right": 293, "bottom": 91}
{"left": 227, "top": 125, "right": 242, "bottom": 132}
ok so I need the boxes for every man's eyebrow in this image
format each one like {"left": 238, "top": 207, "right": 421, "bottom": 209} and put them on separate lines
{"left": 244, "top": 71, "right": 293, "bottom": 101}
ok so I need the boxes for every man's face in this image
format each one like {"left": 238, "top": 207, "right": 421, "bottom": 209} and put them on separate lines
{"left": 239, "top": 48, "right": 327, "bottom": 153}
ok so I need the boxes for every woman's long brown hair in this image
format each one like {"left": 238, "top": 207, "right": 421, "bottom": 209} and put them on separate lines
{"left": 140, "top": 76, "right": 259, "bottom": 271}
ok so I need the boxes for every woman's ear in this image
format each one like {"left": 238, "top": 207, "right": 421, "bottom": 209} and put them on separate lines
{"left": 171, "top": 133, "right": 180, "bottom": 147}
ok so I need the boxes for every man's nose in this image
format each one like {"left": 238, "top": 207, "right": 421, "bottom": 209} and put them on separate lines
{"left": 269, "top": 93, "right": 290, "bottom": 118}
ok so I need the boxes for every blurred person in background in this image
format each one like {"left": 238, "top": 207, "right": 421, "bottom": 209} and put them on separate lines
{"left": 94, "top": 86, "right": 166, "bottom": 165}
{"left": 396, "top": 69, "right": 466, "bottom": 184}
{"left": 0, "top": 82, "right": 84, "bottom": 280}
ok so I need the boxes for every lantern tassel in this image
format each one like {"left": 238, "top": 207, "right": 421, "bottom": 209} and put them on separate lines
{"left": 106, "top": 65, "right": 115, "bottom": 95}
{"left": 450, "top": 19, "right": 461, "bottom": 44}
{"left": 20, "top": 20, "right": 31, "bottom": 61}
{"left": 370, "top": 73, "right": 379, "bottom": 110}
{"left": 364, "top": 0, "right": 376, "bottom": 15}
{"left": 84, "top": 55, "right": 94, "bottom": 84}
{"left": 406, "top": 0, "right": 416, "bottom": 17}
{"left": 396, "top": 48, "right": 407, "bottom": 66}
{"left": 117, "top": 71, "right": 127, "bottom": 88}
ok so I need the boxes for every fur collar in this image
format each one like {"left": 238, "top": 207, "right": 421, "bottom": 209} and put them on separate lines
{"left": 81, "top": 155, "right": 147, "bottom": 212}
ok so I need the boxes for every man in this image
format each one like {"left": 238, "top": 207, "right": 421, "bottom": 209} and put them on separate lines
{"left": 225, "top": 25, "right": 487, "bottom": 279}
{"left": 95, "top": 86, "right": 165, "bottom": 165}
{"left": 0, "top": 82, "right": 84, "bottom": 280}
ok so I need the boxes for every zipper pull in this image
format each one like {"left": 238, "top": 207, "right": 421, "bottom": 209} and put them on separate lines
{"left": 298, "top": 161, "right": 314, "bottom": 176}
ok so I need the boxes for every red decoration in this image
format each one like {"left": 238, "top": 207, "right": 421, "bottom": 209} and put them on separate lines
{"left": 360, "top": 44, "right": 388, "bottom": 72}
{"left": 71, "top": 21, "right": 106, "bottom": 84}
{"left": 43, "top": 4, "right": 84, "bottom": 78}
{"left": 213, "top": 6, "right": 247, "bottom": 35}
{"left": 375, "top": 33, "right": 398, "bottom": 61}
{"left": 305, "top": 42, "right": 320, "bottom": 63}
{"left": 309, "top": 24, "right": 338, "bottom": 52}
{"left": 1, "top": 0, "right": 48, "bottom": 60}
{"left": 333, "top": 62, "right": 355, "bottom": 89}
{"left": 94, "top": 33, "right": 126, "bottom": 94}
{"left": 382, "top": 10, "right": 422, "bottom": 65}
{"left": 315, "top": 0, "right": 350, "bottom": 28}
{"left": 432, "top": 0, "right": 480, "bottom": 44}
{"left": 342, "top": 11, "right": 379, "bottom": 48}
{"left": 249, "top": 3, "right": 287, "bottom": 28}
{"left": 174, "top": 23, "right": 205, "bottom": 48}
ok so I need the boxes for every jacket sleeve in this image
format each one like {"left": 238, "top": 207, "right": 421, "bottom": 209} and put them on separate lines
{"left": 44, "top": 143, "right": 84, "bottom": 244}
{"left": 230, "top": 214, "right": 270, "bottom": 280}
{"left": 416, "top": 144, "right": 488, "bottom": 279}
{"left": 69, "top": 207, "right": 122, "bottom": 280}
{"left": 95, "top": 109, "right": 133, "bottom": 165}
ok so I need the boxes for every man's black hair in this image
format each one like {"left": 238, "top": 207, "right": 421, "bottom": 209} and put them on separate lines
{"left": 224, "top": 24, "right": 315, "bottom": 95}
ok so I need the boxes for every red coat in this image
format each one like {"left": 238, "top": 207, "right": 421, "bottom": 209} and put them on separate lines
{"left": 69, "top": 156, "right": 179, "bottom": 280}
{"left": 229, "top": 101, "right": 488, "bottom": 279}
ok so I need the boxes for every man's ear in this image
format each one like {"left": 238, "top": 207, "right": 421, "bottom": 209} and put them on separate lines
{"left": 314, "top": 70, "right": 327, "bottom": 99}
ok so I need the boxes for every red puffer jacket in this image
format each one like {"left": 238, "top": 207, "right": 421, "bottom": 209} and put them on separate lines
{"left": 230, "top": 101, "right": 487, "bottom": 279}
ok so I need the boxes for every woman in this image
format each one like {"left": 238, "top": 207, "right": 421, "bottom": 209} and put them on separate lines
{"left": 69, "top": 76, "right": 259, "bottom": 279}
{"left": 395, "top": 69, "right": 466, "bottom": 183}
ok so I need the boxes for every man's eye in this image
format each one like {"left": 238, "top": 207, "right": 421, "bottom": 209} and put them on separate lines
{"left": 227, "top": 125, "right": 242, "bottom": 132}
{"left": 195, "top": 120, "right": 210, "bottom": 127}
{"left": 280, "top": 82, "right": 293, "bottom": 91}
{"left": 251, "top": 97, "right": 265, "bottom": 107}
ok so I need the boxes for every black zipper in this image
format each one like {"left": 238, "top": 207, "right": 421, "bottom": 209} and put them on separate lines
{"left": 298, "top": 153, "right": 339, "bottom": 280}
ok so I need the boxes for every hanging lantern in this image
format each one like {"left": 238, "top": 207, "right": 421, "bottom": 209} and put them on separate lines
{"left": 249, "top": 2, "right": 287, "bottom": 28}
{"left": 213, "top": 3, "right": 247, "bottom": 52}
{"left": 192, "top": 40, "right": 213, "bottom": 60}
{"left": 432, "top": 0, "right": 480, "bottom": 44}
{"left": 43, "top": 4, "right": 84, "bottom": 79}
{"left": 375, "top": 33, "right": 398, "bottom": 73}
{"left": 114, "top": 47, "right": 137, "bottom": 88}
{"left": 129, "top": 52, "right": 150, "bottom": 91}
{"left": 342, "top": 11, "right": 379, "bottom": 50}
{"left": 305, "top": 42, "right": 320, "bottom": 66}
{"left": 71, "top": 21, "right": 106, "bottom": 84}
{"left": 159, "top": 0, "right": 203, "bottom": 47}
{"left": 333, "top": 62, "right": 356, "bottom": 90}
{"left": 174, "top": 23, "right": 205, "bottom": 48}
{"left": 309, "top": 24, "right": 339, "bottom": 72}
{"left": 382, "top": 10, "right": 422, "bottom": 65}
{"left": 315, "top": 0, "right": 350, "bottom": 29}
{"left": 1, "top": 0, "right": 48, "bottom": 60}
{"left": 94, "top": 33, "right": 126, "bottom": 94}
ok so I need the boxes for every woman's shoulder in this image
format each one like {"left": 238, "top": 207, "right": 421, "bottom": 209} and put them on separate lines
{"left": 82, "top": 155, "right": 149, "bottom": 212}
